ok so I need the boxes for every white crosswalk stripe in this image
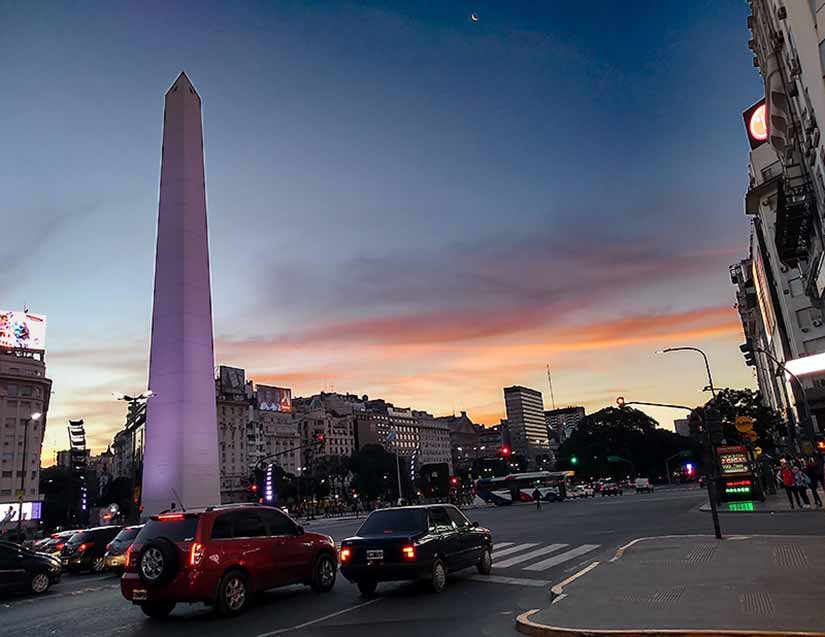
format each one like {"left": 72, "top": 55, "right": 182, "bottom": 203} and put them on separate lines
{"left": 489, "top": 542, "right": 539, "bottom": 559}
{"left": 522, "top": 544, "right": 601, "bottom": 571}
{"left": 492, "top": 543, "right": 568, "bottom": 568}
{"left": 493, "top": 542, "right": 514, "bottom": 551}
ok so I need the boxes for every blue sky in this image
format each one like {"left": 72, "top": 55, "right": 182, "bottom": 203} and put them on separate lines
{"left": 0, "top": 1, "right": 763, "bottom": 458}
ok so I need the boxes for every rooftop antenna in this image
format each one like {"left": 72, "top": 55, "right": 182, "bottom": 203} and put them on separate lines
{"left": 546, "top": 364, "right": 557, "bottom": 410}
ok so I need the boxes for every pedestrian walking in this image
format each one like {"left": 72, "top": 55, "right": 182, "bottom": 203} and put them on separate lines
{"left": 792, "top": 465, "right": 811, "bottom": 509}
{"left": 804, "top": 460, "right": 823, "bottom": 507}
{"left": 532, "top": 487, "right": 542, "bottom": 510}
{"left": 780, "top": 463, "right": 803, "bottom": 509}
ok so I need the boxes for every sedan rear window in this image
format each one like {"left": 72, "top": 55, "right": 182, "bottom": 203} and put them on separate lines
{"left": 137, "top": 516, "right": 198, "bottom": 542}
{"left": 357, "top": 509, "right": 426, "bottom": 536}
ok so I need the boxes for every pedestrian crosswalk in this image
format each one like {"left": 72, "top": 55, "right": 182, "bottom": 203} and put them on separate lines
{"left": 491, "top": 541, "right": 600, "bottom": 573}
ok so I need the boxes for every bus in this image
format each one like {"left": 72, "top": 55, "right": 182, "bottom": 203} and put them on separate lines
{"left": 475, "top": 471, "right": 575, "bottom": 506}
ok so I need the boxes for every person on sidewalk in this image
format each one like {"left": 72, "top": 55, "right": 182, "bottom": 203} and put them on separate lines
{"left": 792, "top": 465, "right": 811, "bottom": 509}
{"left": 804, "top": 460, "right": 823, "bottom": 507}
{"left": 780, "top": 463, "right": 803, "bottom": 509}
{"left": 532, "top": 487, "right": 542, "bottom": 510}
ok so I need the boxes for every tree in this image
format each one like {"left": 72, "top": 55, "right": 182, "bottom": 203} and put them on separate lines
{"left": 703, "top": 388, "right": 783, "bottom": 454}
{"left": 558, "top": 407, "right": 696, "bottom": 481}
{"left": 348, "top": 444, "right": 412, "bottom": 501}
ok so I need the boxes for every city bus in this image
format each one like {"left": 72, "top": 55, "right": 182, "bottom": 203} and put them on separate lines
{"left": 475, "top": 471, "right": 575, "bottom": 505}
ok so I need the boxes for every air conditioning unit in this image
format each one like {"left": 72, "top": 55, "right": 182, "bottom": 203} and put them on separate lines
{"left": 777, "top": 6, "right": 787, "bottom": 20}
{"left": 790, "top": 57, "right": 802, "bottom": 76}
{"left": 802, "top": 327, "right": 810, "bottom": 333}
{"left": 814, "top": 319, "right": 823, "bottom": 327}
{"left": 789, "top": 84, "right": 799, "bottom": 97}
{"left": 780, "top": 265, "right": 789, "bottom": 273}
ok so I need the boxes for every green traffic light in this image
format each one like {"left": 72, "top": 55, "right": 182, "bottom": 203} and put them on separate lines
{"left": 570, "top": 456, "right": 578, "bottom": 465}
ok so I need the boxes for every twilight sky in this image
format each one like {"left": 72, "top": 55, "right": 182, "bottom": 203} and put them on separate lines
{"left": 0, "top": 1, "right": 763, "bottom": 461}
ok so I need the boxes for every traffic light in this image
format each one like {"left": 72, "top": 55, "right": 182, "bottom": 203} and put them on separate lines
{"left": 570, "top": 456, "right": 578, "bottom": 465}
{"left": 705, "top": 407, "right": 723, "bottom": 444}
{"left": 450, "top": 476, "right": 459, "bottom": 486}
{"left": 500, "top": 446, "right": 511, "bottom": 457}
{"left": 739, "top": 341, "right": 756, "bottom": 367}
{"left": 816, "top": 439, "right": 825, "bottom": 452}
{"left": 616, "top": 396, "right": 625, "bottom": 409}
{"left": 313, "top": 432, "right": 326, "bottom": 444}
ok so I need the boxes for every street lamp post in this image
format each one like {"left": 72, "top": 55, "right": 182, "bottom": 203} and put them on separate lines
{"left": 754, "top": 347, "right": 813, "bottom": 449}
{"left": 114, "top": 391, "right": 155, "bottom": 522}
{"left": 17, "top": 412, "right": 42, "bottom": 538}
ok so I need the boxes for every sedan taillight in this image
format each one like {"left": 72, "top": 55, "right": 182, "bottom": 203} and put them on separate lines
{"left": 339, "top": 547, "right": 351, "bottom": 562}
{"left": 401, "top": 545, "right": 416, "bottom": 560}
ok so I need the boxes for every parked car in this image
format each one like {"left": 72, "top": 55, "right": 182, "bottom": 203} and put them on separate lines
{"left": 34, "top": 530, "right": 77, "bottom": 557}
{"left": 600, "top": 481, "right": 623, "bottom": 496}
{"left": 571, "top": 484, "right": 595, "bottom": 498}
{"left": 0, "top": 540, "right": 62, "bottom": 595}
{"left": 120, "top": 504, "right": 336, "bottom": 619}
{"left": 61, "top": 526, "right": 122, "bottom": 573}
{"left": 635, "top": 478, "right": 654, "bottom": 494}
{"left": 105, "top": 525, "right": 144, "bottom": 574}
{"left": 339, "top": 504, "right": 493, "bottom": 596}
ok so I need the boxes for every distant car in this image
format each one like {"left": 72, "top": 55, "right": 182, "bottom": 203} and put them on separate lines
{"left": 0, "top": 540, "right": 62, "bottom": 595}
{"left": 105, "top": 525, "right": 144, "bottom": 574}
{"left": 61, "top": 526, "right": 123, "bottom": 573}
{"left": 35, "top": 531, "right": 77, "bottom": 558}
{"left": 601, "top": 482, "right": 623, "bottom": 496}
{"left": 635, "top": 478, "right": 653, "bottom": 494}
{"left": 120, "top": 504, "right": 336, "bottom": 619}
{"left": 568, "top": 485, "right": 595, "bottom": 499}
{"left": 339, "top": 505, "right": 492, "bottom": 596}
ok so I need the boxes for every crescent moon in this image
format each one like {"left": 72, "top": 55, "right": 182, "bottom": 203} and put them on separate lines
{"left": 471, "top": 13, "right": 478, "bottom": 22}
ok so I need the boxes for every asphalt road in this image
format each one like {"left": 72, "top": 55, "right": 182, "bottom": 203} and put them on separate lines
{"left": 3, "top": 487, "right": 823, "bottom": 636}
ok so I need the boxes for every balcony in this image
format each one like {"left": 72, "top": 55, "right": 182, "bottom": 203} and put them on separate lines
{"left": 775, "top": 183, "right": 813, "bottom": 267}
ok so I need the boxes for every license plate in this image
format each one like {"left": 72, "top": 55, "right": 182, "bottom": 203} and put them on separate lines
{"left": 366, "top": 549, "right": 384, "bottom": 561}
{"left": 132, "top": 589, "right": 148, "bottom": 601}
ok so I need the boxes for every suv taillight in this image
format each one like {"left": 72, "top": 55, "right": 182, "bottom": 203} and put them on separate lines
{"left": 79, "top": 542, "right": 94, "bottom": 552}
{"left": 190, "top": 542, "right": 204, "bottom": 567}
{"left": 125, "top": 544, "right": 133, "bottom": 569}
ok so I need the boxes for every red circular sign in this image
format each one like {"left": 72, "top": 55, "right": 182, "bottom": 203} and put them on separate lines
{"left": 749, "top": 103, "right": 768, "bottom": 141}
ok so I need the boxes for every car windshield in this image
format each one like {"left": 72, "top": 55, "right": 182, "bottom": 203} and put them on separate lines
{"left": 136, "top": 516, "right": 198, "bottom": 543}
{"left": 356, "top": 509, "right": 426, "bottom": 536}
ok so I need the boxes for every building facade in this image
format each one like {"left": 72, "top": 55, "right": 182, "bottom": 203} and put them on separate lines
{"left": 503, "top": 385, "right": 549, "bottom": 466}
{"left": 732, "top": 1, "right": 825, "bottom": 446}
{"left": 0, "top": 349, "right": 51, "bottom": 526}
{"left": 545, "top": 406, "right": 586, "bottom": 443}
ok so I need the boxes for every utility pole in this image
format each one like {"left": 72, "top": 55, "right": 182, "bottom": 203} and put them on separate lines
{"left": 546, "top": 364, "right": 556, "bottom": 410}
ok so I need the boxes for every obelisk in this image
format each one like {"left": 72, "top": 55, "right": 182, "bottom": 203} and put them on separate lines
{"left": 142, "top": 72, "right": 220, "bottom": 516}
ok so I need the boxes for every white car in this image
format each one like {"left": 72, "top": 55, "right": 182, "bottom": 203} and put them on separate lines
{"left": 569, "top": 485, "right": 595, "bottom": 499}
{"left": 635, "top": 478, "right": 654, "bottom": 494}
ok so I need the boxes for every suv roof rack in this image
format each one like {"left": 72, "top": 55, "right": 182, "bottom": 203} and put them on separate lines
{"left": 204, "top": 502, "right": 265, "bottom": 512}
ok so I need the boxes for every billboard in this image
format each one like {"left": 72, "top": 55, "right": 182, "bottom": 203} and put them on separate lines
{"left": 0, "top": 501, "right": 43, "bottom": 523}
{"left": 219, "top": 366, "right": 246, "bottom": 394}
{"left": 0, "top": 311, "right": 46, "bottom": 350}
{"left": 257, "top": 385, "right": 292, "bottom": 412}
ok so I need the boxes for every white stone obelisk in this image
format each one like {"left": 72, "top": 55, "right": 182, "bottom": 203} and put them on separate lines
{"left": 142, "top": 72, "right": 220, "bottom": 516}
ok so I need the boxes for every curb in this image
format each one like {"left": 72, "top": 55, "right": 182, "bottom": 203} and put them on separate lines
{"left": 697, "top": 504, "right": 825, "bottom": 515}
{"left": 514, "top": 610, "right": 825, "bottom": 637}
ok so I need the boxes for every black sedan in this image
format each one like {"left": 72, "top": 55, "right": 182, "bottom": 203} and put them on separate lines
{"left": 339, "top": 504, "right": 492, "bottom": 596}
{"left": 0, "top": 540, "right": 62, "bottom": 595}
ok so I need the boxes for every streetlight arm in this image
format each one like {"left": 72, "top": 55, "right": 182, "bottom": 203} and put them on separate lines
{"left": 659, "top": 347, "right": 716, "bottom": 398}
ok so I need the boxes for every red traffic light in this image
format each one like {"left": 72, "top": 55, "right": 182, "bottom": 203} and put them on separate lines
{"left": 816, "top": 440, "right": 825, "bottom": 451}
{"left": 314, "top": 433, "right": 326, "bottom": 443}
{"left": 616, "top": 396, "right": 625, "bottom": 408}
{"left": 250, "top": 484, "right": 258, "bottom": 492}
{"left": 500, "top": 446, "right": 511, "bottom": 456}
{"left": 450, "top": 476, "right": 459, "bottom": 486}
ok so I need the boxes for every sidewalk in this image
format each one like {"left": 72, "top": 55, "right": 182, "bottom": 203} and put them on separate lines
{"left": 517, "top": 535, "right": 825, "bottom": 636}
{"left": 698, "top": 492, "right": 825, "bottom": 514}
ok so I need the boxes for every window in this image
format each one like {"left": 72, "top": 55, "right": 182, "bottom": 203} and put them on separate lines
{"left": 6, "top": 384, "right": 17, "bottom": 397}
{"left": 211, "top": 514, "right": 233, "bottom": 539}
{"left": 446, "top": 507, "right": 471, "bottom": 529}
{"left": 260, "top": 508, "right": 296, "bottom": 536}
{"left": 428, "top": 507, "right": 454, "bottom": 531}
{"left": 1, "top": 471, "right": 10, "bottom": 478}
{"left": 232, "top": 511, "right": 267, "bottom": 538}
{"left": 20, "top": 386, "right": 32, "bottom": 397}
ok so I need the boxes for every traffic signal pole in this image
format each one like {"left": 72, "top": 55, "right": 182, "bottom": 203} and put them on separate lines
{"left": 622, "top": 399, "right": 722, "bottom": 539}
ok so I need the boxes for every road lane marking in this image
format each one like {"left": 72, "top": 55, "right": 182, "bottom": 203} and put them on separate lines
{"left": 523, "top": 544, "right": 600, "bottom": 571}
{"left": 467, "top": 574, "right": 550, "bottom": 587}
{"left": 255, "top": 598, "right": 382, "bottom": 636}
{"left": 493, "top": 542, "right": 514, "bottom": 550}
{"left": 488, "top": 542, "right": 539, "bottom": 559}
{"left": 493, "top": 543, "right": 568, "bottom": 568}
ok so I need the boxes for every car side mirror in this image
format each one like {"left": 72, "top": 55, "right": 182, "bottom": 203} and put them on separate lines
{"left": 472, "top": 521, "right": 479, "bottom": 528}
{"left": 295, "top": 525, "right": 305, "bottom": 535}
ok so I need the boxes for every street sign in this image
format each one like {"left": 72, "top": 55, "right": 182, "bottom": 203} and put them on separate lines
{"left": 754, "top": 446, "right": 763, "bottom": 456}
{"left": 735, "top": 416, "right": 754, "bottom": 433}
{"left": 745, "top": 430, "right": 758, "bottom": 441}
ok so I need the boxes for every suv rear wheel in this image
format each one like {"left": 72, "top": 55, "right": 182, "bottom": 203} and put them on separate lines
{"left": 310, "top": 553, "right": 336, "bottom": 593}
{"left": 140, "top": 601, "right": 175, "bottom": 619}
{"left": 216, "top": 570, "right": 249, "bottom": 617}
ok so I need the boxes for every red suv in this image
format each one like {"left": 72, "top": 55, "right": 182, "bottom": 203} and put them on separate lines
{"left": 120, "top": 504, "right": 337, "bottom": 619}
